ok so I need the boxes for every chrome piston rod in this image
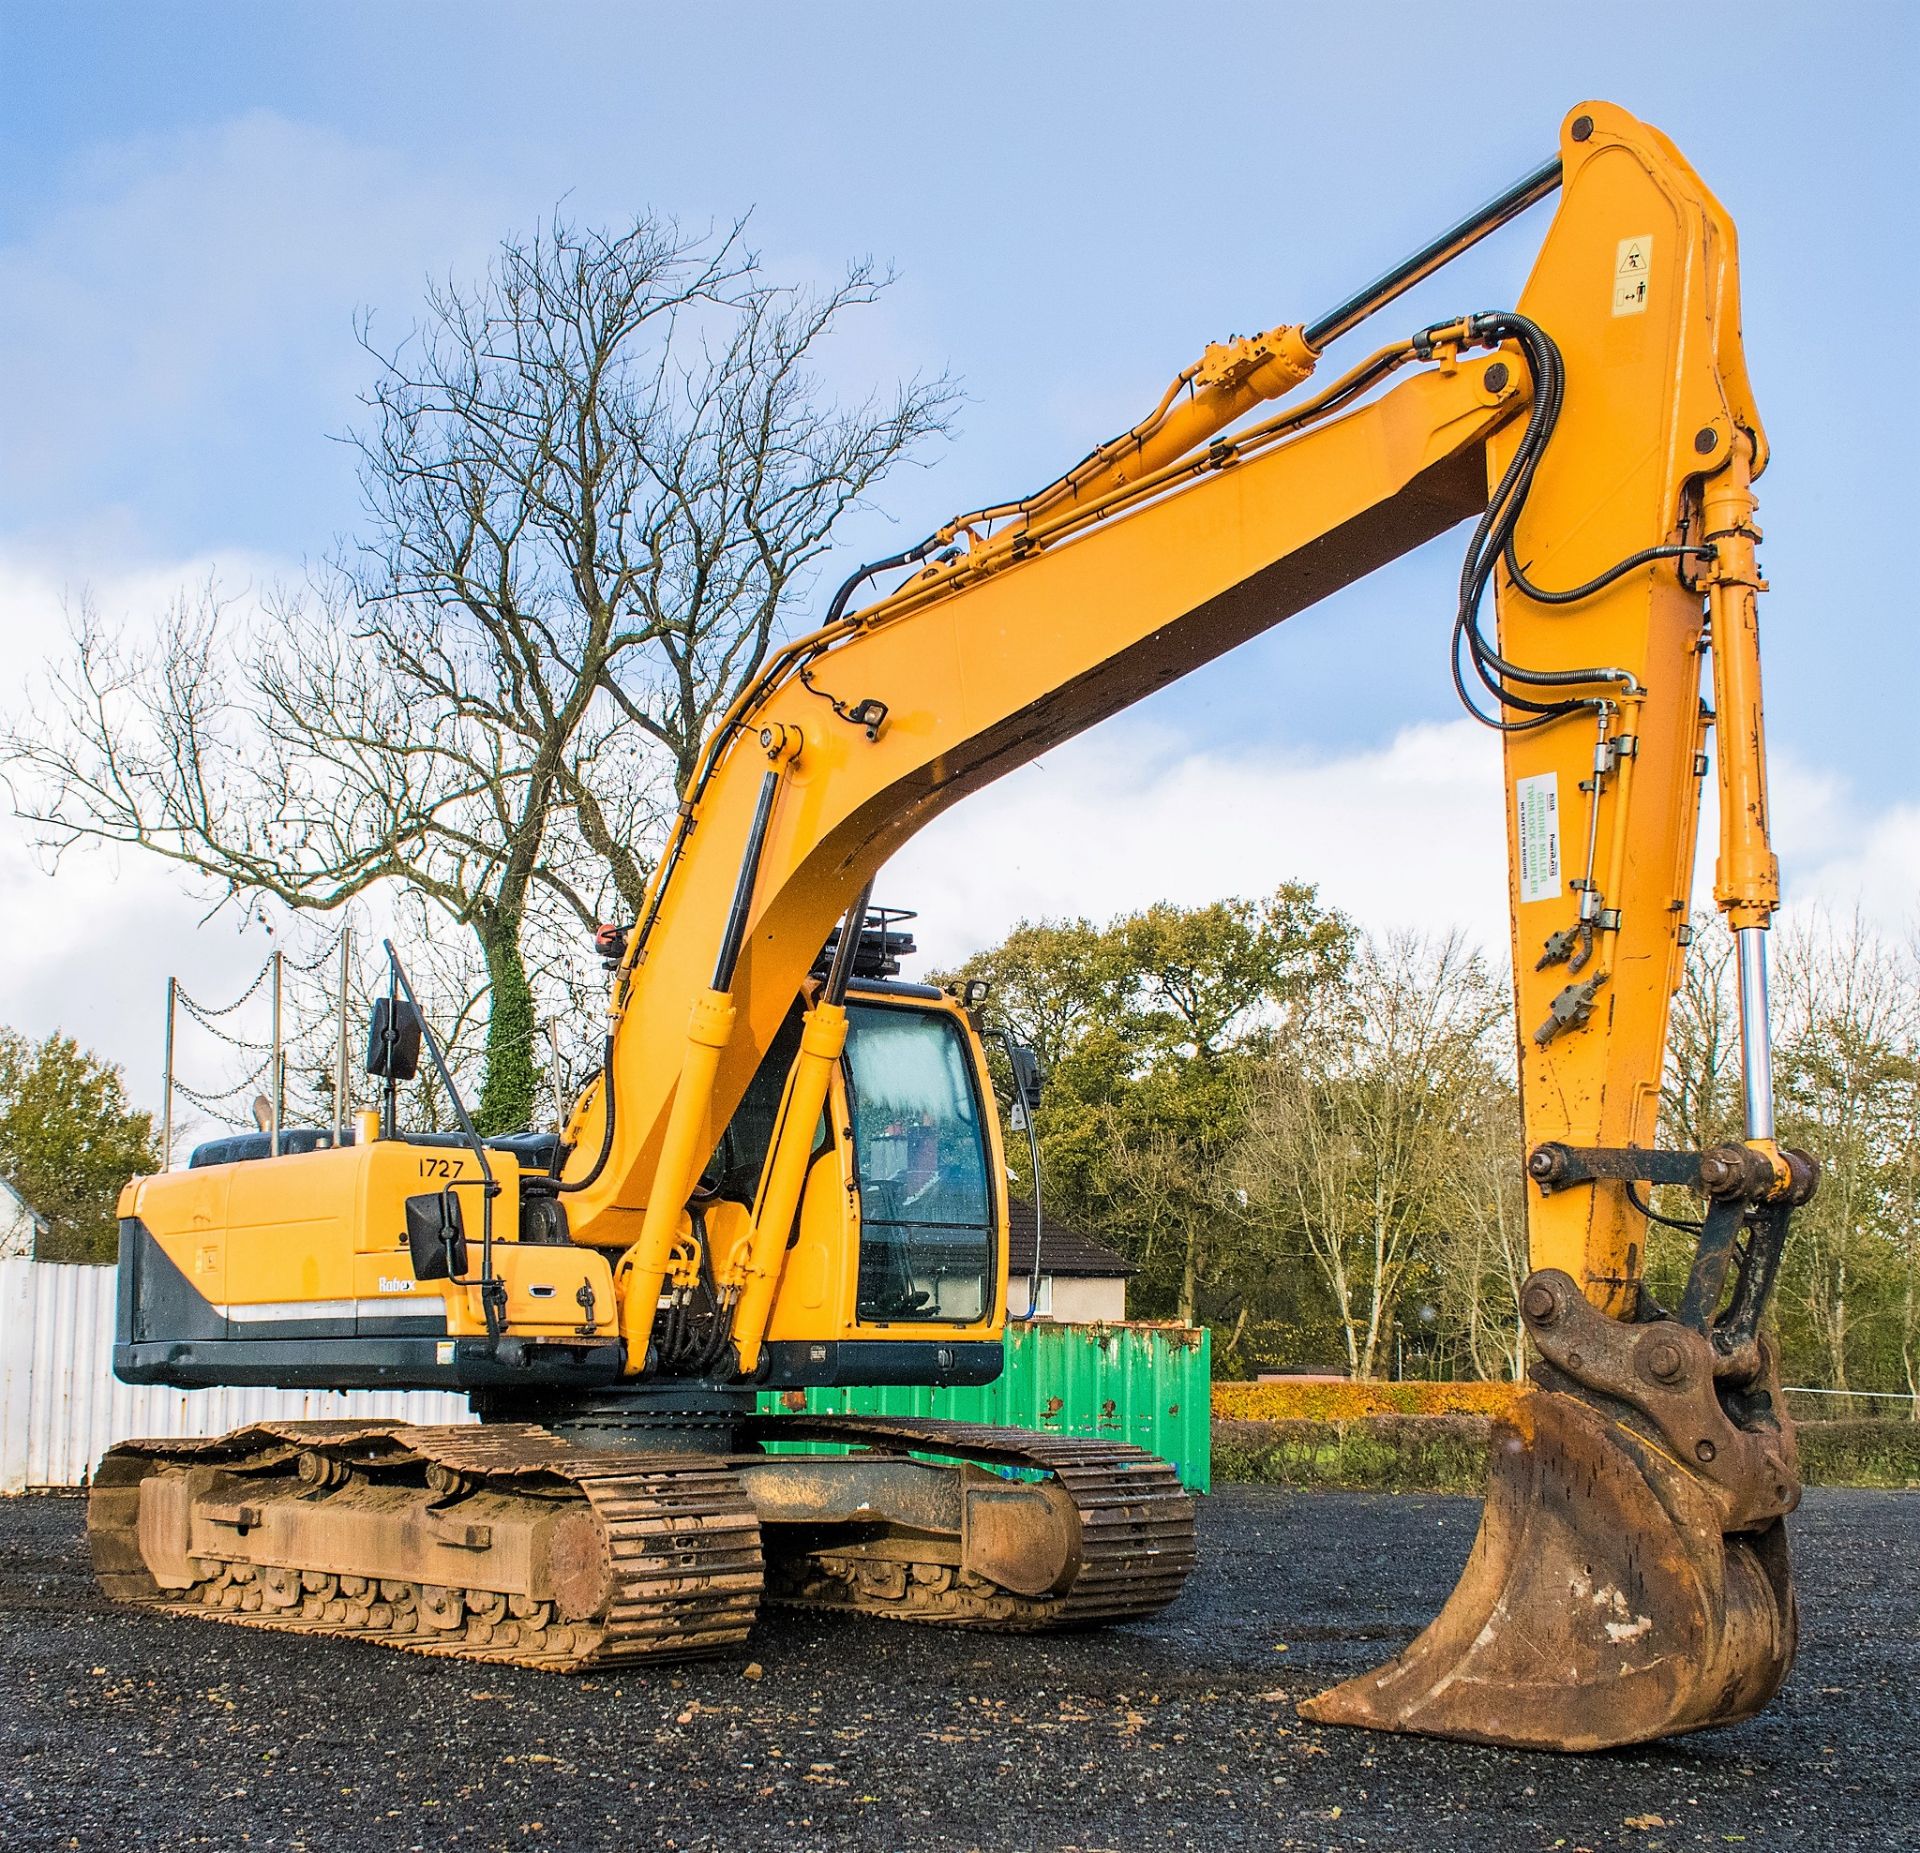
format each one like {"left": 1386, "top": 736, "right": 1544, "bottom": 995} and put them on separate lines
{"left": 1735, "top": 925, "right": 1776, "bottom": 1143}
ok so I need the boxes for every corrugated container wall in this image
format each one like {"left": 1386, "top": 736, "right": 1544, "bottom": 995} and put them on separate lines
{"left": 3, "top": 1260, "right": 1210, "bottom": 1494}
{"left": 756, "top": 1320, "right": 1212, "bottom": 1491}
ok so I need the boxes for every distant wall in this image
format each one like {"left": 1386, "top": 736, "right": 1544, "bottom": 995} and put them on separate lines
{"left": 1007, "top": 1275, "right": 1127, "bottom": 1323}
{"left": 1049, "top": 1276, "right": 1126, "bottom": 1324}
{"left": 0, "top": 1199, "right": 37, "bottom": 1262}
{"left": 2, "top": 1258, "right": 1208, "bottom": 1494}
{"left": 0, "top": 1258, "right": 470, "bottom": 1492}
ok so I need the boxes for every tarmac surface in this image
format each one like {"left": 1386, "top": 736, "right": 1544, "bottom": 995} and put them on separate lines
{"left": 1, "top": 1484, "right": 1913, "bottom": 1852}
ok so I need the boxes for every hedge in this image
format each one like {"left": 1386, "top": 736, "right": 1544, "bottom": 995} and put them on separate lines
{"left": 1211, "top": 1379, "right": 1526, "bottom": 1423}
{"left": 1796, "top": 1420, "right": 1920, "bottom": 1488}
{"left": 1213, "top": 1414, "right": 1920, "bottom": 1492}
{"left": 1214, "top": 1414, "right": 1492, "bottom": 1491}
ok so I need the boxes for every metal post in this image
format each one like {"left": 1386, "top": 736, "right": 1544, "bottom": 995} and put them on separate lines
{"left": 333, "top": 929, "right": 352, "bottom": 1143}
{"left": 1735, "top": 926, "right": 1776, "bottom": 1142}
{"left": 161, "top": 977, "right": 176, "bottom": 1171}
{"left": 383, "top": 952, "right": 400, "bottom": 1140}
{"left": 547, "top": 1017, "right": 566, "bottom": 1128}
{"left": 269, "top": 950, "right": 284, "bottom": 1158}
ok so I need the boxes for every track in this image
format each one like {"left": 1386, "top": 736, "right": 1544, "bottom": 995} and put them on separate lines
{"left": 89, "top": 1421, "right": 763, "bottom": 1670}
{"left": 747, "top": 1413, "right": 1197, "bottom": 1628}
{"left": 88, "top": 1415, "right": 1196, "bottom": 1671}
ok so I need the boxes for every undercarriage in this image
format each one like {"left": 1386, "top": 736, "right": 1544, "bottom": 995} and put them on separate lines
{"left": 89, "top": 1412, "right": 1197, "bottom": 1671}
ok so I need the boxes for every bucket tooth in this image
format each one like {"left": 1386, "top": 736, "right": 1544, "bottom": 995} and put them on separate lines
{"left": 1298, "top": 1387, "right": 1796, "bottom": 1751}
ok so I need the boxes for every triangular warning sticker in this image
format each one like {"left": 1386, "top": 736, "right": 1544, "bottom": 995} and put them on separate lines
{"left": 1612, "top": 236, "right": 1654, "bottom": 316}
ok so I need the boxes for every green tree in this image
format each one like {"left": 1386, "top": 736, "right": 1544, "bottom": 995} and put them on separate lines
{"left": 0, "top": 1029, "right": 158, "bottom": 1264}
{"left": 947, "top": 886, "right": 1352, "bottom": 1329}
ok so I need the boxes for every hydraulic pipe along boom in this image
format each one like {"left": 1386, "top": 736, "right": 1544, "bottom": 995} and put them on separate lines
{"left": 1302, "top": 154, "right": 1563, "bottom": 348}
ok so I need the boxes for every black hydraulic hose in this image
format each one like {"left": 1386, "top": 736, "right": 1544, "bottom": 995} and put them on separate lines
{"left": 554, "top": 547, "right": 933, "bottom": 1199}
{"left": 625, "top": 539, "right": 937, "bottom": 979}
{"left": 823, "top": 539, "right": 939, "bottom": 628}
{"left": 1443, "top": 310, "right": 1656, "bottom": 731}
{"left": 1503, "top": 535, "right": 1711, "bottom": 606}
{"left": 823, "top": 882, "right": 875, "bottom": 1006}
{"left": 1626, "top": 1179, "right": 1705, "bottom": 1236}
{"left": 551, "top": 1034, "right": 615, "bottom": 1193}
{"left": 990, "top": 1028, "right": 1047, "bottom": 1323}
{"left": 559, "top": 766, "right": 778, "bottom": 1196}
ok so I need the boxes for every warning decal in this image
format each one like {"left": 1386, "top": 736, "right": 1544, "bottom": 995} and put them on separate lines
{"left": 1612, "top": 234, "right": 1653, "bottom": 317}
{"left": 1517, "top": 773, "right": 1562, "bottom": 904}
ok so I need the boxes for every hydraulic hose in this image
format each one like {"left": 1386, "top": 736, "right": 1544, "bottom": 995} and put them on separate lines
{"left": 555, "top": 542, "right": 937, "bottom": 1195}
{"left": 552, "top": 1034, "right": 616, "bottom": 1192}
{"left": 1444, "top": 312, "right": 1659, "bottom": 732}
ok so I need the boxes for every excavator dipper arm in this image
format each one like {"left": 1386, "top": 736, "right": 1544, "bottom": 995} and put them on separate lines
{"left": 1299, "top": 103, "right": 1812, "bottom": 1749}
{"left": 544, "top": 101, "right": 1805, "bottom": 1749}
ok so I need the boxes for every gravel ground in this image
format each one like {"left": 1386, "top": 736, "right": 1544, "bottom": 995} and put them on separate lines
{"left": 2, "top": 1485, "right": 1914, "bottom": 1852}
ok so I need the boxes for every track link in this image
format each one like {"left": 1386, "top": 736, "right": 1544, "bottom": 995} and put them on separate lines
{"left": 89, "top": 1421, "right": 762, "bottom": 1671}
{"left": 744, "top": 1413, "right": 1197, "bottom": 1629}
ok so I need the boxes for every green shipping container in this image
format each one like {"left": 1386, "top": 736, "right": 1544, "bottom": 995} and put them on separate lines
{"left": 754, "top": 1320, "right": 1211, "bottom": 1492}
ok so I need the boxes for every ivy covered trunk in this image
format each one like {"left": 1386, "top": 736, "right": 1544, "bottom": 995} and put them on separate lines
{"left": 474, "top": 917, "right": 540, "bottom": 1136}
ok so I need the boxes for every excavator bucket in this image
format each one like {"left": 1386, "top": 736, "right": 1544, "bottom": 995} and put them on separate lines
{"left": 1300, "top": 1271, "right": 1801, "bottom": 1752}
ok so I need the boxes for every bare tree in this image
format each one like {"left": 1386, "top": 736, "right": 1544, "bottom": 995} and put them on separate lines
{"left": 1233, "top": 931, "right": 1508, "bottom": 1379}
{"left": 1770, "top": 911, "right": 1916, "bottom": 1407}
{"left": 5, "top": 214, "right": 955, "bottom": 1131}
{"left": 1662, "top": 912, "right": 1745, "bottom": 1151}
{"left": 1434, "top": 1079, "right": 1531, "bottom": 1380}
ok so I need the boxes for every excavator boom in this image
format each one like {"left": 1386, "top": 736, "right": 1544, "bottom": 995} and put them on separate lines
{"left": 556, "top": 101, "right": 1807, "bottom": 1748}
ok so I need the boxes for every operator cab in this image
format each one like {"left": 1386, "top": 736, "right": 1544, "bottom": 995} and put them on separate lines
{"left": 706, "top": 908, "right": 997, "bottom": 1329}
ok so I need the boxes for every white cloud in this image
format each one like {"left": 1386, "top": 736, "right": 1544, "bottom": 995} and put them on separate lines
{"left": 0, "top": 828, "right": 274, "bottom": 1117}
{"left": 1763, "top": 748, "right": 1920, "bottom": 933}
{"left": 6, "top": 546, "right": 1913, "bottom": 1120}
{"left": 887, "top": 718, "right": 1513, "bottom": 966}
{"left": 886, "top": 718, "right": 1920, "bottom": 974}
{"left": 0, "top": 547, "right": 302, "bottom": 1116}
{"left": 0, "top": 542, "right": 296, "bottom": 685}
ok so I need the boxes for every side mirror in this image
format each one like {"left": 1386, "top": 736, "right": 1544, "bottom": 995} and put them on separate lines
{"left": 406, "top": 1188, "right": 468, "bottom": 1281}
{"left": 1007, "top": 1042, "right": 1045, "bottom": 1114}
{"left": 366, "top": 997, "right": 424, "bottom": 1081}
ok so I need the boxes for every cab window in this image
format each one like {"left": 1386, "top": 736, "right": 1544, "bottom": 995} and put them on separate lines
{"left": 844, "top": 1003, "right": 992, "bottom": 1323}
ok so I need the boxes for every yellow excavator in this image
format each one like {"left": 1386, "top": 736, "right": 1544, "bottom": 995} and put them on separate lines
{"left": 92, "top": 101, "right": 1814, "bottom": 1753}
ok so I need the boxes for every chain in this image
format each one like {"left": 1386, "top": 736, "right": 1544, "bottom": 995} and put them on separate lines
{"left": 176, "top": 957, "right": 276, "bottom": 1018}
{"left": 170, "top": 932, "right": 360, "bottom": 1139}
{"left": 177, "top": 993, "right": 275, "bottom": 1051}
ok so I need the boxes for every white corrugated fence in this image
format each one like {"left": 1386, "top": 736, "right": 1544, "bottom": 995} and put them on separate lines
{"left": 0, "top": 1257, "right": 472, "bottom": 1491}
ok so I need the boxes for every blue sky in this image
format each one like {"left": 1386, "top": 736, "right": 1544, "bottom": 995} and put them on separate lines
{"left": 2, "top": 3, "right": 1915, "bottom": 1096}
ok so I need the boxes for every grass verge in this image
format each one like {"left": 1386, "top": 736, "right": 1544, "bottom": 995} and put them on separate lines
{"left": 1213, "top": 1415, "right": 1920, "bottom": 1492}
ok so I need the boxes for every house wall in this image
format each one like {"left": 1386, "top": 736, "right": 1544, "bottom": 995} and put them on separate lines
{"left": 0, "top": 1191, "right": 38, "bottom": 1261}
{"left": 0, "top": 1212, "right": 34, "bottom": 1262}
{"left": 1008, "top": 1274, "right": 1127, "bottom": 1324}
{"left": 1050, "top": 1275, "right": 1126, "bottom": 1323}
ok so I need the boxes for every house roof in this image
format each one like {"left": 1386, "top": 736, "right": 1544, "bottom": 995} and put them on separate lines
{"left": 1005, "top": 1198, "right": 1135, "bottom": 1279}
{"left": 0, "top": 1174, "right": 46, "bottom": 1228}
